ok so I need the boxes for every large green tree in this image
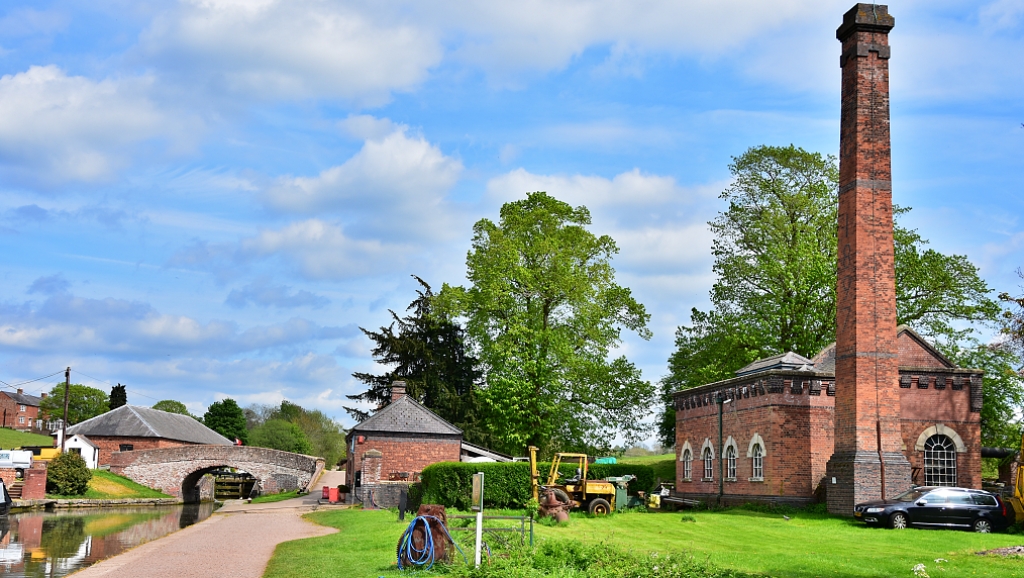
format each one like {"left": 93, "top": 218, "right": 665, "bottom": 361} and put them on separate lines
{"left": 939, "top": 338, "right": 1024, "bottom": 449}
{"left": 438, "top": 192, "right": 653, "bottom": 455}
{"left": 347, "top": 276, "right": 487, "bottom": 445}
{"left": 108, "top": 384, "right": 127, "bottom": 409}
{"left": 40, "top": 384, "right": 109, "bottom": 425}
{"left": 249, "top": 419, "right": 314, "bottom": 455}
{"left": 659, "top": 145, "right": 1001, "bottom": 446}
{"left": 246, "top": 401, "right": 347, "bottom": 465}
{"left": 203, "top": 398, "right": 248, "bottom": 444}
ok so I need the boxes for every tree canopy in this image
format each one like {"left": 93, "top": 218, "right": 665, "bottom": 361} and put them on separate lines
{"left": 246, "top": 401, "right": 346, "bottom": 465}
{"left": 249, "top": 419, "right": 314, "bottom": 455}
{"left": 347, "top": 276, "right": 487, "bottom": 445}
{"left": 153, "top": 399, "right": 189, "bottom": 415}
{"left": 108, "top": 384, "right": 127, "bottom": 409}
{"left": 40, "top": 384, "right": 109, "bottom": 425}
{"left": 438, "top": 191, "right": 653, "bottom": 455}
{"left": 939, "top": 338, "right": 1024, "bottom": 449}
{"left": 659, "top": 145, "right": 1002, "bottom": 447}
{"left": 203, "top": 398, "right": 248, "bottom": 444}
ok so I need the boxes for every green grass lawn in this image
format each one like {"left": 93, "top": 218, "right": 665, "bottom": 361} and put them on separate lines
{"left": 265, "top": 507, "right": 1024, "bottom": 578}
{"left": 47, "top": 470, "right": 172, "bottom": 500}
{"left": 251, "top": 489, "right": 302, "bottom": 504}
{"left": 618, "top": 452, "right": 676, "bottom": 482}
{"left": 0, "top": 427, "right": 54, "bottom": 448}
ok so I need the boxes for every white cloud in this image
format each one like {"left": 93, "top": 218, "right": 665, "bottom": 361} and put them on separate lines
{"left": 0, "top": 65, "right": 189, "bottom": 183}
{"left": 980, "top": 0, "right": 1024, "bottom": 31}
{"left": 240, "top": 219, "right": 395, "bottom": 280}
{"left": 139, "top": 0, "right": 443, "bottom": 104}
{"left": 264, "top": 125, "right": 463, "bottom": 239}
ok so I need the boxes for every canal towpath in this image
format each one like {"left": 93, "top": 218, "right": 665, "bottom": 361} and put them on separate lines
{"left": 71, "top": 470, "right": 350, "bottom": 578}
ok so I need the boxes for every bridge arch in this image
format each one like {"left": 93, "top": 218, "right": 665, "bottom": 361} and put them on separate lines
{"left": 109, "top": 445, "right": 324, "bottom": 503}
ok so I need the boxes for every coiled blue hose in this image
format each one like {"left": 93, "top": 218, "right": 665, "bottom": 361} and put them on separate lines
{"left": 396, "top": 515, "right": 466, "bottom": 571}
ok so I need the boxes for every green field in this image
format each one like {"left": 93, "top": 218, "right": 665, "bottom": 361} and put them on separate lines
{"left": 265, "top": 507, "right": 1024, "bottom": 577}
{"left": 618, "top": 452, "right": 676, "bottom": 483}
{"left": 47, "top": 470, "right": 172, "bottom": 500}
{"left": 0, "top": 427, "right": 54, "bottom": 449}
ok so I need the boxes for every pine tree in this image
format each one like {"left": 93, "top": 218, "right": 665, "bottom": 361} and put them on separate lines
{"left": 109, "top": 384, "right": 127, "bottom": 409}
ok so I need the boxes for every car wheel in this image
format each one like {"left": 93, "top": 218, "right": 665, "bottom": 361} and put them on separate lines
{"left": 889, "top": 512, "right": 908, "bottom": 529}
{"left": 972, "top": 518, "right": 992, "bottom": 533}
{"left": 588, "top": 498, "right": 611, "bottom": 515}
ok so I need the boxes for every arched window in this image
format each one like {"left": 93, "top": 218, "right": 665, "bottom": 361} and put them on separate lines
{"left": 682, "top": 449, "right": 692, "bottom": 480}
{"left": 750, "top": 443, "right": 764, "bottom": 479}
{"left": 924, "top": 434, "right": 957, "bottom": 486}
{"left": 725, "top": 445, "right": 737, "bottom": 479}
{"left": 703, "top": 447, "right": 714, "bottom": 480}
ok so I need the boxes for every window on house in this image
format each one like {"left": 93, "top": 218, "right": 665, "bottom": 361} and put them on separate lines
{"left": 923, "top": 434, "right": 957, "bottom": 486}
{"left": 703, "top": 447, "right": 714, "bottom": 480}
{"left": 19, "top": 405, "right": 26, "bottom": 412}
{"left": 682, "top": 449, "right": 692, "bottom": 480}
{"left": 725, "top": 445, "right": 737, "bottom": 479}
{"left": 751, "top": 443, "right": 764, "bottom": 479}
{"left": 119, "top": 444, "right": 134, "bottom": 452}
{"left": 18, "top": 416, "right": 25, "bottom": 424}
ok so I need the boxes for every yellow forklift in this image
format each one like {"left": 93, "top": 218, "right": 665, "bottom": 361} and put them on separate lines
{"left": 1008, "top": 433, "right": 1024, "bottom": 522}
{"left": 529, "top": 445, "right": 621, "bottom": 515}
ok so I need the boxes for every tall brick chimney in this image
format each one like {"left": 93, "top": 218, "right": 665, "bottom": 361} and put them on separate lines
{"left": 390, "top": 381, "right": 407, "bottom": 402}
{"left": 825, "top": 3, "right": 911, "bottom": 515}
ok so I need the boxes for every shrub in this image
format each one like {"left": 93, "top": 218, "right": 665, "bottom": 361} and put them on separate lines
{"left": 420, "top": 461, "right": 655, "bottom": 509}
{"left": 47, "top": 451, "right": 92, "bottom": 496}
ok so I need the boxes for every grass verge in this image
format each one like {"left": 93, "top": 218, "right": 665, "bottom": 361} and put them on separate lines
{"left": 47, "top": 470, "right": 171, "bottom": 500}
{"left": 0, "top": 427, "right": 54, "bottom": 448}
{"left": 251, "top": 489, "right": 302, "bottom": 504}
{"left": 618, "top": 452, "right": 676, "bottom": 482}
{"left": 265, "top": 506, "right": 1024, "bottom": 578}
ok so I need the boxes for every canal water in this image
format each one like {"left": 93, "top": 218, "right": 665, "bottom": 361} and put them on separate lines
{"left": 0, "top": 503, "right": 215, "bottom": 577}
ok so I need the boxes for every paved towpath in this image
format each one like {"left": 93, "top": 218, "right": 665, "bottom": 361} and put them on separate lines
{"left": 73, "top": 471, "right": 350, "bottom": 578}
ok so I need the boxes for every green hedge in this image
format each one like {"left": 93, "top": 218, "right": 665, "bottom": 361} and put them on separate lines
{"left": 419, "top": 461, "right": 655, "bottom": 509}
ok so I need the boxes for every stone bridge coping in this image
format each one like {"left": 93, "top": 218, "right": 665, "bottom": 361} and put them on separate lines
{"left": 673, "top": 369, "right": 983, "bottom": 412}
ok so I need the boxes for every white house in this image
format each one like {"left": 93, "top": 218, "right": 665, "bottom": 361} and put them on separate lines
{"left": 54, "top": 431, "right": 100, "bottom": 469}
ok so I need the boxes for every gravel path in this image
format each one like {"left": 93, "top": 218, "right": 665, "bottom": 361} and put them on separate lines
{"left": 71, "top": 508, "right": 336, "bottom": 578}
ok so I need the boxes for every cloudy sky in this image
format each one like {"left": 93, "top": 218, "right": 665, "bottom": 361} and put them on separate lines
{"left": 1, "top": 0, "right": 1022, "bottom": 432}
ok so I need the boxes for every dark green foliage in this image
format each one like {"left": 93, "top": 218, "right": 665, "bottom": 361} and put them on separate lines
{"left": 348, "top": 276, "right": 489, "bottom": 447}
{"left": 47, "top": 451, "right": 92, "bottom": 496}
{"left": 152, "top": 399, "right": 200, "bottom": 420}
{"left": 438, "top": 539, "right": 752, "bottom": 577}
{"left": 939, "top": 338, "right": 1024, "bottom": 448}
{"left": 249, "top": 419, "right": 314, "bottom": 454}
{"left": 406, "top": 482, "right": 423, "bottom": 512}
{"left": 203, "top": 398, "right": 248, "bottom": 444}
{"left": 420, "top": 462, "right": 655, "bottom": 509}
{"left": 40, "top": 384, "right": 109, "bottom": 425}
{"left": 108, "top": 384, "right": 127, "bottom": 409}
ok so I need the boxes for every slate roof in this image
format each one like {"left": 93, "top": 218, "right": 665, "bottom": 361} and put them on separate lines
{"left": 66, "top": 405, "right": 233, "bottom": 445}
{"left": 808, "top": 325, "right": 954, "bottom": 375}
{"left": 2, "top": 390, "right": 42, "bottom": 407}
{"left": 349, "top": 396, "right": 462, "bottom": 436}
{"left": 734, "top": 351, "right": 815, "bottom": 377}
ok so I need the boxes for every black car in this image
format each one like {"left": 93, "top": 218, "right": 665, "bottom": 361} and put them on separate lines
{"left": 854, "top": 486, "right": 1009, "bottom": 532}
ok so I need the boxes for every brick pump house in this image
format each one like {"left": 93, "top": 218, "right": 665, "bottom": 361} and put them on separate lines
{"left": 673, "top": 5, "right": 983, "bottom": 512}
{"left": 346, "top": 381, "right": 508, "bottom": 507}
{"left": 59, "top": 405, "right": 233, "bottom": 466}
{"left": 673, "top": 327, "right": 982, "bottom": 507}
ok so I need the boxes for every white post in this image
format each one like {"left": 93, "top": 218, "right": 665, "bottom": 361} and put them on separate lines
{"left": 472, "top": 472, "right": 484, "bottom": 568}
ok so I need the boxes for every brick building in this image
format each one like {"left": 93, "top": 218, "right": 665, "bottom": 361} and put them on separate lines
{"left": 673, "top": 327, "right": 982, "bottom": 507}
{"left": 58, "top": 405, "right": 232, "bottom": 466}
{"left": 0, "top": 389, "right": 46, "bottom": 431}
{"left": 346, "top": 381, "right": 479, "bottom": 506}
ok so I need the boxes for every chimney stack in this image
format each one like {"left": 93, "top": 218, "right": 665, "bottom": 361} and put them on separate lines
{"left": 17, "top": 389, "right": 23, "bottom": 395}
{"left": 390, "top": 381, "right": 407, "bottom": 402}
{"left": 41, "top": 393, "right": 47, "bottom": 399}
{"left": 826, "top": 4, "right": 911, "bottom": 515}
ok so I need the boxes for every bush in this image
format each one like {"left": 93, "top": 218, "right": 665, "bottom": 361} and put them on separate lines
{"left": 420, "top": 461, "right": 655, "bottom": 509}
{"left": 47, "top": 452, "right": 92, "bottom": 496}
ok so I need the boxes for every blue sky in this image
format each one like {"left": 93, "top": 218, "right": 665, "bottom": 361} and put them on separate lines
{"left": 1, "top": 1, "right": 1022, "bottom": 433}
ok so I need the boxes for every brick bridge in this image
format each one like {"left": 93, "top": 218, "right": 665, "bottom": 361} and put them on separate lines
{"left": 110, "top": 445, "right": 325, "bottom": 503}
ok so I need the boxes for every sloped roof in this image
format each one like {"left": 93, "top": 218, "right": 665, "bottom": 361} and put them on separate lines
{"left": 2, "top": 390, "right": 42, "bottom": 407}
{"left": 67, "top": 405, "right": 233, "bottom": 445}
{"left": 809, "top": 325, "right": 954, "bottom": 374}
{"left": 735, "top": 351, "right": 815, "bottom": 377}
{"left": 349, "top": 396, "right": 462, "bottom": 436}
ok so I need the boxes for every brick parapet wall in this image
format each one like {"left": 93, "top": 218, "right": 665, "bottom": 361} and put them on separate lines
{"left": 88, "top": 436, "right": 194, "bottom": 467}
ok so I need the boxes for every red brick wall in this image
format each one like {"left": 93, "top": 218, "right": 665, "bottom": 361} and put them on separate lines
{"left": 0, "top": 393, "right": 40, "bottom": 430}
{"left": 897, "top": 332, "right": 949, "bottom": 368}
{"left": 21, "top": 462, "right": 46, "bottom": 499}
{"left": 88, "top": 436, "right": 195, "bottom": 466}
{"left": 347, "top": 435, "right": 461, "bottom": 486}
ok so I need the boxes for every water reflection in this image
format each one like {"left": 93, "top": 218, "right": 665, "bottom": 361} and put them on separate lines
{"left": 0, "top": 503, "right": 214, "bottom": 577}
